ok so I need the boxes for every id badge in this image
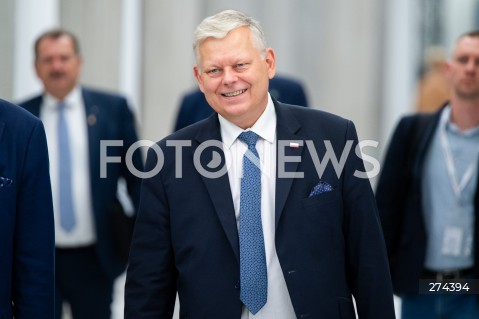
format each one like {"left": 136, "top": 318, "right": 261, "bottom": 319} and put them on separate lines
{"left": 441, "top": 226, "right": 463, "bottom": 256}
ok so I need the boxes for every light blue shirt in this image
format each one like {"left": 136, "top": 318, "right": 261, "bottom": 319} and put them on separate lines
{"left": 423, "top": 106, "right": 479, "bottom": 271}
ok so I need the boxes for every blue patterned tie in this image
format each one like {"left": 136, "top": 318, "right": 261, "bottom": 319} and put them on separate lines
{"left": 238, "top": 131, "right": 267, "bottom": 314}
{"left": 58, "top": 102, "right": 76, "bottom": 232}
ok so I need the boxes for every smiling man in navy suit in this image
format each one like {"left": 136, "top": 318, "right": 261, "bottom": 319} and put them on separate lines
{"left": 0, "top": 98, "right": 54, "bottom": 319}
{"left": 125, "top": 9, "right": 395, "bottom": 318}
{"left": 19, "top": 29, "right": 143, "bottom": 319}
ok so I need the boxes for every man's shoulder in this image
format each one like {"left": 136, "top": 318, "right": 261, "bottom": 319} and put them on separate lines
{"left": 270, "top": 75, "right": 304, "bottom": 88}
{"left": 278, "top": 102, "right": 350, "bottom": 126}
{"left": 395, "top": 110, "right": 439, "bottom": 134}
{"left": 81, "top": 87, "right": 134, "bottom": 117}
{"left": 82, "top": 86, "right": 127, "bottom": 103}
{"left": 0, "top": 98, "right": 40, "bottom": 125}
{"left": 167, "top": 115, "right": 215, "bottom": 141}
{"left": 0, "top": 99, "right": 44, "bottom": 146}
{"left": 17, "top": 94, "right": 42, "bottom": 108}
{"left": 401, "top": 111, "right": 437, "bottom": 122}
{"left": 182, "top": 89, "right": 204, "bottom": 101}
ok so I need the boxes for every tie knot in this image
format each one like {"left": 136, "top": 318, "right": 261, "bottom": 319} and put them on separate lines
{"left": 58, "top": 101, "right": 67, "bottom": 110}
{"left": 238, "top": 131, "right": 259, "bottom": 148}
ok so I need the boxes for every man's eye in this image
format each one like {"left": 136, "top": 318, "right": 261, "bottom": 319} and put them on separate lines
{"left": 206, "top": 69, "right": 220, "bottom": 75}
{"left": 235, "top": 63, "right": 247, "bottom": 69}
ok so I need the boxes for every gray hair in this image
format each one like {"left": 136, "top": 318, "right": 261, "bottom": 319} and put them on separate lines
{"left": 193, "top": 10, "right": 267, "bottom": 65}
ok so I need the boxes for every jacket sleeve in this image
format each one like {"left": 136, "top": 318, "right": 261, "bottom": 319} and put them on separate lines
{"left": 124, "top": 146, "right": 177, "bottom": 318}
{"left": 375, "top": 116, "right": 418, "bottom": 266}
{"left": 13, "top": 120, "right": 55, "bottom": 319}
{"left": 118, "top": 98, "right": 143, "bottom": 212}
{"left": 341, "top": 120, "right": 396, "bottom": 319}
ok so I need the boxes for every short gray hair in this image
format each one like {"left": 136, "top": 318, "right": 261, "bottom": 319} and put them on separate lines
{"left": 193, "top": 10, "right": 267, "bottom": 64}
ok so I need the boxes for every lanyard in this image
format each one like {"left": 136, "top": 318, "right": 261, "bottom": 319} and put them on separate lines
{"left": 439, "top": 107, "right": 477, "bottom": 204}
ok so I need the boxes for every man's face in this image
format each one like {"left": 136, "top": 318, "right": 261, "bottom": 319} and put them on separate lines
{"left": 194, "top": 27, "right": 276, "bottom": 129}
{"left": 35, "top": 35, "right": 82, "bottom": 100}
{"left": 447, "top": 36, "right": 479, "bottom": 100}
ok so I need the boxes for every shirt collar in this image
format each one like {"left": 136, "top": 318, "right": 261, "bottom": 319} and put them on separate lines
{"left": 218, "top": 93, "right": 277, "bottom": 148}
{"left": 443, "top": 104, "right": 479, "bottom": 137}
{"left": 43, "top": 86, "right": 82, "bottom": 110}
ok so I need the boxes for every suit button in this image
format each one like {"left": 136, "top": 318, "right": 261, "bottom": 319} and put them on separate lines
{"left": 235, "top": 280, "right": 240, "bottom": 290}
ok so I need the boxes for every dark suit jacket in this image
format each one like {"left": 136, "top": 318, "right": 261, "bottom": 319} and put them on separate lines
{"left": 125, "top": 99, "right": 395, "bottom": 318}
{"left": 375, "top": 106, "right": 479, "bottom": 295}
{"left": 19, "top": 87, "right": 143, "bottom": 279}
{"left": 0, "top": 99, "right": 54, "bottom": 318}
{"left": 174, "top": 75, "right": 309, "bottom": 131}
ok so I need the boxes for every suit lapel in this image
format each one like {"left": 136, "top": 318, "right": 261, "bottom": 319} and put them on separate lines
{"left": 82, "top": 88, "right": 100, "bottom": 170}
{"left": 412, "top": 110, "right": 442, "bottom": 186}
{"left": 81, "top": 88, "right": 102, "bottom": 211}
{"left": 195, "top": 115, "right": 240, "bottom": 262}
{"left": 274, "top": 101, "right": 304, "bottom": 229}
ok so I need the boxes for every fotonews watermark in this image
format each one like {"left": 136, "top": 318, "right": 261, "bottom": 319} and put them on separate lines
{"left": 100, "top": 139, "right": 380, "bottom": 179}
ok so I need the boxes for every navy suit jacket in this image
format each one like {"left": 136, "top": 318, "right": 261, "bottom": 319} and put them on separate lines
{"left": 376, "top": 106, "right": 479, "bottom": 295}
{"left": 174, "top": 75, "right": 309, "bottom": 131}
{"left": 0, "top": 99, "right": 54, "bottom": 318}
{"left": 125, "top": 99, "right": 395, "bottom": 318}
{"left": 19, "top": 87, "right": 143, "bottom": 279}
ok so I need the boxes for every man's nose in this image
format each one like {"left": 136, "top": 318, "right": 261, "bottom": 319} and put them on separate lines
{"left": 465, "top": 59, "right": 477, "bottom": 72}
{"left": 222, "top": 68, "right": 238, "bottom": 85}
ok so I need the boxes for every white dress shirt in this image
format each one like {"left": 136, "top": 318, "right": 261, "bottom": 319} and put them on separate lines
{"left": 40, "top": 86, "right": 96, "bottom": 247}
{"left": 219, "top": 94, "right": 296, "bottom": 318}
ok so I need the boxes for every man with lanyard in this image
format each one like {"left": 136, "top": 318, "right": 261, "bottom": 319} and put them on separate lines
{"left": 376, "top": 30, "right": 479, "bottom": 319}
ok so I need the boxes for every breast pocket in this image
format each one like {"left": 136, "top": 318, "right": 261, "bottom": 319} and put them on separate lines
{"left": 302, "top": 188, "right": 341, "bottom": 209}
{"left": 301, "top": 189, "right": 343, "bottom": 231}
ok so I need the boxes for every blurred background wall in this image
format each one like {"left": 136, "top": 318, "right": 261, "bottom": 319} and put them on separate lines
{"left": 3, "top": 0, "right": 479, "bottom": 159}
{"left": 2, "top": 0, "right": 479, "bottom": 318}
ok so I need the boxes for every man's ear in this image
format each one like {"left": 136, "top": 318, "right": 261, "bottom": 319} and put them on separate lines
{"left": 265, "top": 48, "right": 276, "bottom": 79}
{"left": 34, "top": 61, "right": 41, "bottom": 78}
{"left": 444, "top": 60, "right": 452, "bottom": 79}
{"left": 194, "top": 65, "right": 205, "bottom": 93}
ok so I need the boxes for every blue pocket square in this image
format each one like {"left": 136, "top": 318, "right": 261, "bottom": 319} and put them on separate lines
{"left": 309, "top": 181, "right": 334, "bottom": 197}
{"left": 0, "top": 176, "right": 13, "bottom": 188}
